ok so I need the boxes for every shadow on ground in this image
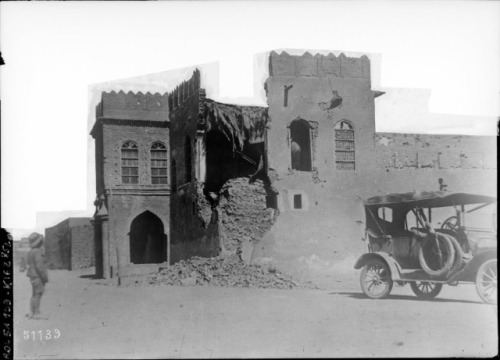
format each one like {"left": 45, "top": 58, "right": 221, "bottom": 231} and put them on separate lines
{"left": 329, "top": 291, "right": 485, "bottom": 305}
{"left": 79, "top": 274, "right": 100, "bottom": 279}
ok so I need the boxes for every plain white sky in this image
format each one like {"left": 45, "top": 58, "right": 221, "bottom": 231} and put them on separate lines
{"left": 1, "top": 1, "right": 499, "bottom": 232}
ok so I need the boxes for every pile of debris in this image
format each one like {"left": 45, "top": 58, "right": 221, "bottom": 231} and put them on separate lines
{"left": 140, "top": 255, "right": 317, "bottom": 290}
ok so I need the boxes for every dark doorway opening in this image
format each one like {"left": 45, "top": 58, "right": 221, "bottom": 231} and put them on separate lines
{"left": 290, "top": 119, "right": 312, "bottom": 171}
{"left": 205, "top": 130, "right": 264, "bottom": 194}
{"left": 129, "top": 211, "right": 166, "bottom": 264}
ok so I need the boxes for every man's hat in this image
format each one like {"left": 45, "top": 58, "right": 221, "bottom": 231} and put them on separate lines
{"left": 28, "top": 232, "right": 43, "bottom": 248}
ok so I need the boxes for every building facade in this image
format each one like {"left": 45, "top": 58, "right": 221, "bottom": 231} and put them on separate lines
{"left": 251, "top": 51, "right": 497, "bottom": 281}
{"left": 91, "top": 50, "right": 497, "bottom": 281}
{"left": 91, "top": 91, "right": 170, "bottom": 279}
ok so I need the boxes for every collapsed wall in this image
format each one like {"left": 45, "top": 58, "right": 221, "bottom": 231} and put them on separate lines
{"left": 216, "top": 177, "right": 279, "bottom": 256}
{"left": 194, "top": 176, "right": 279, "bottom": 259}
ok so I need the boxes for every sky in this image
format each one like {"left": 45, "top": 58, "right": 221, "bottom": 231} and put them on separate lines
{"left": 1, "top": 1, "right": 499, "bottom": 235}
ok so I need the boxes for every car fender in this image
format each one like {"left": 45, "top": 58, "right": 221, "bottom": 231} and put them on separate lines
{"left": 446, "top": 250, "right": 496, "bottom": 283}
{"left": 354, "top": 252, "right": 402, "bottom": 281}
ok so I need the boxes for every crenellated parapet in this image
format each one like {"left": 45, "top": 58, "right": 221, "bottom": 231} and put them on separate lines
{"left": 168, "top": 69, "right": 202, "bottom": 112}
{"left": 269, "top": 51, "right": 371, "bottom": 80}
{"left": 96, "top": 90, "right": 169, "bottom": 121}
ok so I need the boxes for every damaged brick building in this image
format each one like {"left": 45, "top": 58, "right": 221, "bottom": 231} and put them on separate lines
{"left": 91, "top": 51, "right": 497, "bottom": 282}
{"left": 167, "top": 71, "right": 274, "bottom": 264}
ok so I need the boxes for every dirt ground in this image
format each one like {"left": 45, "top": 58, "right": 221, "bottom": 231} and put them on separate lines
{"left": 14, "top": 267, "right": 497, "bottom": 359}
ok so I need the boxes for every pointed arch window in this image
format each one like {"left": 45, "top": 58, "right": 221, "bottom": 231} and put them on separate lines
{"left": 185, "top": 136, "right": 192, "bottom": 183}
{"left": 151, "top": 142, "right": 168, "bottom": 184}
{"left": 334, "top": 120, "right": 355, "bottom": 170}
{"left": 121, "top": 141, "right": 139, "bottom": 184}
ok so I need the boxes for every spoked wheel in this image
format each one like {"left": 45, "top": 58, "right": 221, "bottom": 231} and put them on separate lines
{"left": 410, "top": 281, "right": 443, "bottom": 299}
{"left": 360, "top": 259, "right": 393, "bottom": 299}
{"left": 475, "top": 259, "right": 497, "bottom": 304}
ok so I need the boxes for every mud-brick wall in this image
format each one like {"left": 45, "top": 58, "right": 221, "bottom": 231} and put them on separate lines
{"left": 375, "top": 133, "right": 497, "bottom": 170}
{"left": 70, "top": 220, "right": 95, "bottom": 269}
{"left": 45, "top": 221, "right": 70, "bottom": 270}
{"left": 252, "top": 51, "right": 497, "bottom": 285}
{"left": 217, "top": 178, "right": 277, "bottom": 254}
{"left": 168, "top": 70, "right": 220, "bottom": 263}
{"left": 265, "top": 51, "right": 377, "bottom": 179}
{"left": 169, "top": 75, "right": 201, "bottom": 248}
{"left": 45, "top": 218, "right": 95, "bottom": 270}
{"left": 269, "top": 50, "right": 371, "bottom": 79}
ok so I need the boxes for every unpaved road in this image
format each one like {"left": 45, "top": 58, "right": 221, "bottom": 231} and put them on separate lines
{"left": 14, "top": 268, "right": 497, "bottom": 358}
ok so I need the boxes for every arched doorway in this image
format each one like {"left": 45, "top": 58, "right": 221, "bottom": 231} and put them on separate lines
{"left": 129, "top": 211, "right": 166, "bottom": 264}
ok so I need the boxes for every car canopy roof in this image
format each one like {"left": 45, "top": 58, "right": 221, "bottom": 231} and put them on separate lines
{"left": 364, "top": 191, "right": 496, "bottom": 209}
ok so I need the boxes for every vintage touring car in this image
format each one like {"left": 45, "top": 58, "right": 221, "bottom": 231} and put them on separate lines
{"left": 354, "top": 191, "right": 497, "bottom": 303}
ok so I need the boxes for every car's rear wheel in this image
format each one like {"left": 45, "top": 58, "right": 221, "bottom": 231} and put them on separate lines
{"left": 360, "top": 259, "right": 393, "bottom": 299}
{"left": 410, "top": 281, "right": 443, "bottom": 299}
{"left": 475, "top": 259, "right": 497, "bottom": 304}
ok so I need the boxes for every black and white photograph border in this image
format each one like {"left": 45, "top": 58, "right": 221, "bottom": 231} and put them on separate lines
{"left": 1, "top": 1, "right": 498, "bottom": 359}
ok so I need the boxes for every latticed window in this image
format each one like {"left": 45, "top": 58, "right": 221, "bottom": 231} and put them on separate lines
{"left": 334, "top": 120, "right": 355, "bottom": 170}
{"left": 151, "top": 142, "right": 168, "bottom": 185}
{"left": 121, "top": 141, "right": 139, "bottom": 184}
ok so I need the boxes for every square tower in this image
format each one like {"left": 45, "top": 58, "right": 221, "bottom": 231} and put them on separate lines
{"left": 265, "top": 51, "right": 379, "bottom": 177}
{"left": 90, "top": 91, "right": 170, "bottom": 279}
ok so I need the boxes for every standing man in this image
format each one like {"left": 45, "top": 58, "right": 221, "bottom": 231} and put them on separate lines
{"left": 26, "top": 232, "right": 48, "bottom": 320}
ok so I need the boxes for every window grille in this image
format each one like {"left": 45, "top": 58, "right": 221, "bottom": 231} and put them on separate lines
{"left": 151, "top": 142, "right": 168, "bottom": 184}
{"left": 334, "top": 121, "right": 355, "bottom": 170}
{"left": 121, "top": 141, "right": 139, "bottom": 184}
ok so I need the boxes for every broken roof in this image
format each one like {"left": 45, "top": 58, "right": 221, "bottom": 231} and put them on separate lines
{"left": 201, "top": 99, "right": 269, "bottom": 151}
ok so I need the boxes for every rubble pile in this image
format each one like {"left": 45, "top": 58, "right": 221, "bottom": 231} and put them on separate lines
{"left": 217, "top": 178, "right": 278, "bottom": 253}
{"left": 142, "top": 255, "right": 317, "bottom": 289}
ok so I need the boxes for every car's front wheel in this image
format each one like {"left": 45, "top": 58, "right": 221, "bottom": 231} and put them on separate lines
{"left": 410, "top": 281, "right": 443, "bottom": 299}
{"left": 360, "top": 259, "right": 393, "bottom": 299}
